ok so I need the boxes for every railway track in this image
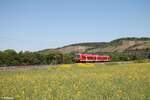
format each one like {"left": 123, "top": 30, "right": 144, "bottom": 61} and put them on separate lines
{"left": 0, "top": 61, "right": 134, "bottom": 71}
{"left": 0, "top": 65, "right": 55, "bottom": 71}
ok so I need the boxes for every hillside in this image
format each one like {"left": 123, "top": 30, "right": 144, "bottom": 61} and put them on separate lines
{"left": 39, "top": 37, "right": 150, "bottom": 54}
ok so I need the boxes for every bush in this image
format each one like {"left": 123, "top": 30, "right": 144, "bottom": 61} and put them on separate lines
{"left": 134, "top": 60, "right": 146, "bottom": 63}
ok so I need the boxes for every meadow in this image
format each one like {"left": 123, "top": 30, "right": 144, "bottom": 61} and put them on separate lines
{"left": 0, "top": 62, "right": 150, "bottom": 100}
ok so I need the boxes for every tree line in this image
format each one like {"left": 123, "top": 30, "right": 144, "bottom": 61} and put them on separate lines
{"left": 0, "top": 49, "right": 75, "bottom": 67}
{"left": 97, "top": 50, "right": 150, "bottom": 61}
{"left": 0, "top": 49, "right": 150, "bottom": 67}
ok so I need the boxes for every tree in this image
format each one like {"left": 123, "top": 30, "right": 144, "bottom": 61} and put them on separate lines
{"left": 0, "top": 51, "right": 4, "bottom": 66}
{"left": 63, "top": 53, "right": 74, "bottom": 64}
{"left": 45, "top": 51, "right": 63, "bottom": 64}
{"left": 148, "top": 52, "right": 150, "bottom": 59}
{"left": 3, "top": 49, "right": 19, "bottom": 66}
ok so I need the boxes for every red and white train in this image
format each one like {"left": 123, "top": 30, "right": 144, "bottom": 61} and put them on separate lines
{"left": 75, "top": 54, "right": 112, "bottom": 62}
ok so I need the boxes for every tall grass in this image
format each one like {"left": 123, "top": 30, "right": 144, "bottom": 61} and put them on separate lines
{"left": 0, "top": 63, "right": 150, "bottom": 100}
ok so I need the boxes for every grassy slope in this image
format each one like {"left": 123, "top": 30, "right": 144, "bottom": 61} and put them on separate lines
{"left": 0, "top": 63, "right": 150, "bottom": 100}
{"left": 39, "top": 37, "right": 150, "bottom": 54}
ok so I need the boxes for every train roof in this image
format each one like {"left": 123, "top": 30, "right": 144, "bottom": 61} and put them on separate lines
{"left": 79, "top": 53, "right": 110, "bottom": 57}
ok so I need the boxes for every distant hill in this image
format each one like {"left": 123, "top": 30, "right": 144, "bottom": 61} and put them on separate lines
{"left": 39, "top": 37, "right": 150, "bottom": 54}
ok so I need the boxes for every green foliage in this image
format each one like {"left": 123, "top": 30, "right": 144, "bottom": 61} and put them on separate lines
{"left": 62, "top": 53, "right": 74, "bottom": 64}
{"left": 148, "top": 53, "right": 150, "bottom": 59}
{"left": 62, "top": 42, "right": 107, "bottom": 48}
{"left": 110, "top": 37, "right": 150, "bottom": 43}
{"left": 0, "top": 47, "right": 150, "bottom": 67}
{"left": 45, "top": 51, "right": 63, "bottom": 64}
{"left": 0, "top": 49, "right": 75, "bottom": 66}
{"left": 134, "top": 60, "right": 147, "bottom": 63}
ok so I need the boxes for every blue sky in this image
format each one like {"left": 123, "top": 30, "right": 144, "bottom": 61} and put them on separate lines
{"left": 0, "top": 0, "right": 150, "bottom": 51}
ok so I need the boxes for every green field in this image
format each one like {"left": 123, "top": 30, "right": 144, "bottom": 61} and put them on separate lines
{"left": 0, "top": 63, "right": 150, "bottom": 100}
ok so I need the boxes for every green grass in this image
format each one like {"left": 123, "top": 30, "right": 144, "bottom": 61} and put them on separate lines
{"left": 0, "top": 63, "right": 150, "bottom": 100}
